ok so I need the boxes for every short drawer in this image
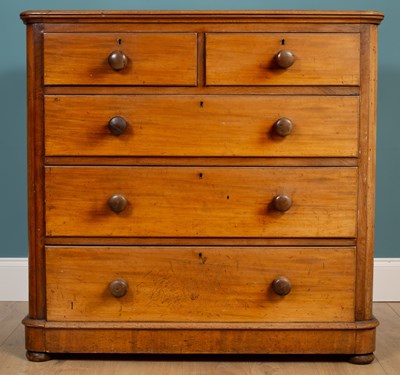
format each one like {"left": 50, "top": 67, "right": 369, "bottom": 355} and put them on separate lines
{"left": 46, "top": 246, "right": 355, "bottom": 322}
{"left": 45, "top": 95, "right": 359, "bottom": 157}
{"left": 206, "top": 33, "right": 360, "bottom": 86}
{"left": 43, "top": 33, "right": 197, "bottom": 86}
{"left": 45, "top": 166, "right": 357, "bottom": 238}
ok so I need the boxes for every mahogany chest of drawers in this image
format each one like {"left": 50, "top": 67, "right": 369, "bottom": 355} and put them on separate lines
{"left": 21, "top": 10, "right": 383, "bottom": 363}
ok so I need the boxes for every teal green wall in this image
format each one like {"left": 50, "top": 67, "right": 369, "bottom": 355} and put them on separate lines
{"left": 0, "top": 1, "right": 398, "bottom": 257}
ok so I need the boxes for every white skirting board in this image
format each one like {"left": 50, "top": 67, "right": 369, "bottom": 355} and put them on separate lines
{"left": 0, "top": 258, "right": 29, "bottom": 301}
{"left": 0, "top": 258, "right": 399, "bottom": 302}
{"left": 373, "top": 258, "right": 400, "bottom": 301}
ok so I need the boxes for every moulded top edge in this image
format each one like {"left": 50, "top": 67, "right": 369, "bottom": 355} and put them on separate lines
{"left": 20, "top": 10, "right": 384, "bottom": 25}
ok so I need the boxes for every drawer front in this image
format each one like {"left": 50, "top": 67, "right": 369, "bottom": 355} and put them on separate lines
{"left": 206, "top": 33, "right": 360, "bottom": 86}
{"left": 46, "top": 246, "right": 355, "bottom": 322}
{"left": 44, "top": 33, "right": 197, "bottom": 86}
{"left": 45, "top": 167, "right": 357, "bottom": 238}
{"left": 45, "top": 95, "right": 359, "bottom": 157}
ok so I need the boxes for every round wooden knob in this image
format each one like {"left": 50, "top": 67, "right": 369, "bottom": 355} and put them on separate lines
{"left": 108, "top": 194, "right": 127, "bottom": 213}
{"left": 108, "top": 116, "right": 128, "bottom": 135}
{"left": 275, "top": 49, "right": 295, "bottom": 69}
{"left": 272, "top": 194, "right": 292, "bottom": 212}
{"left": 108, "top": 50, "right": 128, "bottom": 71}
{"left": 272, "top": 277, "right": 292, "bottom": 296}
{"left": 109, "top": 279, "right": 128, "bottom": 298}
{"left": 273, "top": 117, "right": 293, "bottom": 137}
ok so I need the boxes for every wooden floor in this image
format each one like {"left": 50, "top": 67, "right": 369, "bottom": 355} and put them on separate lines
{"left": 0, "top": 302, "right": 399, "bottom": 374}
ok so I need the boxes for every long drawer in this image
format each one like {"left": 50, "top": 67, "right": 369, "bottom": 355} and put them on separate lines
{"left": 44, "top": 33, "right": 198, "bottom": 86}
{"left": 45, "top": 166, "right": 357, "bottom": 238}
{"left": 46, "top": 246, "right": 356, "bottom": 322}
{"left": 45, "top": 95, "right": 359, "bottom": 157}
{"left": 206, "top": 33, "right": 360, "bottom": 86}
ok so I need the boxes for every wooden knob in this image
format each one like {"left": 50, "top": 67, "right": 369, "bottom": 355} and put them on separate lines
{"left": 273, "top": 118, "right": 293, "bottom": 137}
{"left": 109, "top": 279, "right": 128, "bottom": 298}
{"left": 108, "top": 194, "right": 127, "bottom": 213}
{"left": 275, "top": 49, "right": 295, "bottom": 69}
{"left": 272, "top": 277, "right": 292, "bottom": 296}
{"left": 108, "top": 50, "right": 128, "bottom": 71}
{"left": 108, "top": 116, "right": 128, "bottom": 135}
{"left": 272, "top": 194, "right": 292, "bottom": 212}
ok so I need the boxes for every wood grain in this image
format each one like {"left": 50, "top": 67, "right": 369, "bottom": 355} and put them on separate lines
{"left": 21, "top": 10, "right": 382, "bottom": 361}
{"left": 374, "top": 303, "right": 400, "bottom": 374}
{"left": 44, "top": 86, "right": 360, "bottom": 95}
{"left": 27, "top": 326, "right": 358, "bottom": 355}
{"left": 44, "top": 95, "right": 359, "bottom": 157}
{"left": 389, "top": 303, "right": 400, "bottom": 316}
{"left": 355, "top": 24, "right": 379, "bottom": 321}
{"left": 21, "top": 10, "right": 385, "bottom": 25}
{"left": 23, "top": 318, "right": 376, "bottom": 356}
{"left": 26, "top": 23, "right": 46, "bottom": 320}
{"left": 45, "top": 166, "right": 358, "bottom": 238}
{"left": 0, "top": 302, "right": 27, "bottom": 345}
{"left": 44, "top": 156, "right": 358, "bottom": 167}
{"left": 44, "top": 33, "right": 197, "bottom": 86}
{"left": 44, "top": 237, "right": 357, "bottom": 246}
{"left": 206, "top": 33, "right": 360, "bottom": 86}
{"left": 45, "top": 246, "right": 355, "bottom": 322}
{"left": 2, "top": 302, "right": 393, "bottom": 375}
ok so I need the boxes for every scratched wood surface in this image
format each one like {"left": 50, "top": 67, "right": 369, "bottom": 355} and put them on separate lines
{"left": 45, "top": 166, "right": 358, "bottom": 238}
{"left": 44, "top": 33, "right": 197, "bottom": 86}
{"left": 45, "top": 246, "right": 355, "bottom": 322}
{"left": 44, "top": 95, "right": 359, "bottom": 157}
{"left": 206, "top": 33, "right": 360, "bottom": 86}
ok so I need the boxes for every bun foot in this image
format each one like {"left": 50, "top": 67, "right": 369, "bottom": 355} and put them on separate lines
{"left": 26, "top": 351, "right": 52, "bottom": 362}
{"left": 348, "top": 353, "right": 375, "bottom": 364}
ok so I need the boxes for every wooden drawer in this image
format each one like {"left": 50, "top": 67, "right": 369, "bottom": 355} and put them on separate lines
{"left": 45, "top": 166, "right": 357, "bottom": 238}
{"left": 45, "top": 95, "right": 359, "bottom": 157}
{"left": 46, "top": 246, "right": 356, "bottom": 322}
{"left": 206, "top": 33, "right": 360, "bottom": 86}
{"left": 43, "top": 33, "right": 197, "bottom": 86}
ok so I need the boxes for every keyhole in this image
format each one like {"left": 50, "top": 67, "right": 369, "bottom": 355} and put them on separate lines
{"left": 117, "top": 38, "right": 122, "bottom": 45}
{"left": 281, "top": 39, "right": 285, "bottom": 45}
{"left": 200, "top": 101, "right": 204, "bottom": 107}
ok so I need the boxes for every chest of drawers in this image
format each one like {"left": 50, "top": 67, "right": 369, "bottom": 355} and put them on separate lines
{"left": 21, "top": 10, "right": 383, "bottom": 363}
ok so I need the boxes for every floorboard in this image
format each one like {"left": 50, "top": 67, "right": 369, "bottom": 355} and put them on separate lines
{"left": 373, "top": 303, "right": 400, "bottom": 375}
